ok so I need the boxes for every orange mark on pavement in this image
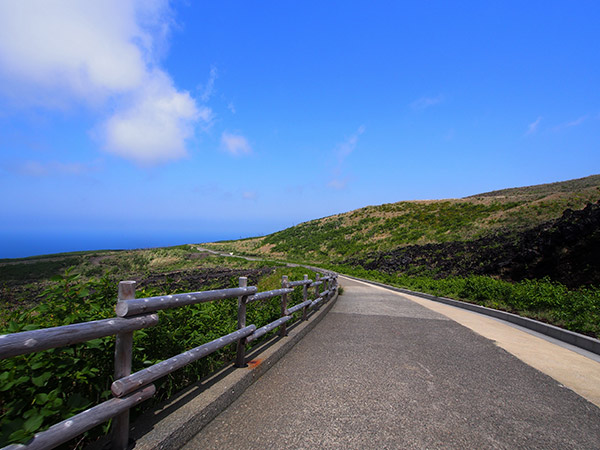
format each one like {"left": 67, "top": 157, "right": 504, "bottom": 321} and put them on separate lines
{"left": 247, "top": 359, "right": 263, "bottom": 369}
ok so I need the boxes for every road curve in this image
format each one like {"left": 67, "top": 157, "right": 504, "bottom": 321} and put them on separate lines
{"left": 184, "top": 277, "right": 600, "bottom": 449}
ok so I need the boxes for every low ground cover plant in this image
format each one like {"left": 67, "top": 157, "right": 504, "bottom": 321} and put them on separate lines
{"left": 332, "top": 264, "right": 600, "bottom": 339}
{"left": 0, "top": 263, "right": 316, "bottom": 448}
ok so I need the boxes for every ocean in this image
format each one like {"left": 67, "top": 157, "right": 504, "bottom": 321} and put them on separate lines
{"left": 0, "top": 229, "right": 235, "bottom": 259}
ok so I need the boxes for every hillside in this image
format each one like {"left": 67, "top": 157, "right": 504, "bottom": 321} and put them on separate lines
{"left": 465, "top": 174, "right": 600, "bottom": 200}
{"left": 347, "top": 200, "right": 600, "bottom": 288}
{"left": 203, "top": 174, "right": 600, "bottom": 271}
{"left": 0, "top": 245, "right": 279, "bottom": 307}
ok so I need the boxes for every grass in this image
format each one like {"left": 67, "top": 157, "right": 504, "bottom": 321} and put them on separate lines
{"left": 203, "top": 175, "right": 600, "bottom": 341}
{"left": 202, "top": 175, "right": 600, "bottom": 263}
{"left": 331, "top": 264, "right": 600, "bottom": 339}
{"left": 2, "top": 173, "right": 599, "bottom": 447}
{"left": 0, "top": 250, "right": 318, "bottom": 448}
{"left": 0, "top": 245, "right": 283, "bottom": 307}
{"left": 466, "top": 173, "right": 600, "bottom": 199}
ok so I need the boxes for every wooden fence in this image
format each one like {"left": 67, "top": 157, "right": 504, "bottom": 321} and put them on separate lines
{"left": 0, "top": 271, "right": 338, "bottom": 450}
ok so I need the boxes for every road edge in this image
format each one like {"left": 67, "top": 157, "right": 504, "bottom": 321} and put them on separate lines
{"left": 126, "top": 289, "right": 339, "bottom": 450}
{"left": 339, "top": 274, "right": 600, "bottom": 356}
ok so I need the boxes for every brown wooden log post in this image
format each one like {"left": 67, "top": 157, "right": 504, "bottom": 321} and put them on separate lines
{"left": 235, "top": 277, "right": 249, "bottom": 367}
{"left": 112, "top": 281, "right": 136, "bottom": 450}
{"left": 315, "top": 273, "right": 321, "bottom": 308}
{"left": 280, "top": 275, "right": 289, "bottom": 337}
{"left": 302, "top": 274, "right": 309, "bottom": 321}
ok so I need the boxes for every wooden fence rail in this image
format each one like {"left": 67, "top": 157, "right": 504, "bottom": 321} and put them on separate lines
{"left": 0, "top": 315, "right": 159, "bottom": 359}
{"left": 0, "top": 271, "right": 338, "bottom": 450}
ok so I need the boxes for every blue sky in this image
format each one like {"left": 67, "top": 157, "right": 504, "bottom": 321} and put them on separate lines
{"left": 1, "top": 1, "right": 599, "bottom": 257}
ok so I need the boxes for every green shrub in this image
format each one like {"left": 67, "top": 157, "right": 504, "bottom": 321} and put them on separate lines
{"left": 331, "top": 264, "right": 600, "bottom": 339}
{"left": 0, "top": 266, "right": 317, "bottom": 448}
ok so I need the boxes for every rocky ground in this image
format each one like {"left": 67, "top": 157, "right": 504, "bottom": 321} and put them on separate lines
{"left": 0, "top": 245, "right": 277, "bottom": 307}
{"left": 345, "top": 201, "right": 600, "bottom": 288}
{"left": 136, "top": 266, "right": 275, "bottom": 293}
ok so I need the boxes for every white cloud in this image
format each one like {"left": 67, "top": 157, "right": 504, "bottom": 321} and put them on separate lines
{"left": 328, "top": 125, "right": 365, "bottom": 190}
{"left": 335, "top": 125, "right": 365, "bottom": 162}
{"left": 327, "top": 178, "right": 349, "bottom": 190}
{"left": 221, "top": 132, "right": 252, "bottom": 156}
{"left": 0, "top": 0, "right": 208, "bottom": 165}
{"left": 0, "top": 1, "right": 147, "bottom": 103}
{"left": 9, "top": 160, "right": 94, "bottom": 177}
{"left": 553, "top": 115, "right": 588, "bottom": 131}
{"left": 200, "top": 66, "right": 218, "bottom": 102}
{"left": 565, "top": 116, "right": 587, "bottom": 127}
{"left": 242, "top": 191, "right": 257, "bottom": 200}
{"left": 411, "top": 95, "right": 444, "bottom": 110}
{"left": 102, "top": 71, "right": 203, "bottom": 165}
{"left": 526, "top": 116, "right": 542, "bottom": 135}
{"left": 17, "top": 161, "right": 48, "bottom": 177}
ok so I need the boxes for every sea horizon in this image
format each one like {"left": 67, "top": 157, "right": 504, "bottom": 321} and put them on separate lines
{"left": 0, "top": 229, "right": 247, "bottom": 260}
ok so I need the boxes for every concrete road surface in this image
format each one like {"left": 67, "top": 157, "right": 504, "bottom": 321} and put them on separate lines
{"left": 184, "top": 277, "right": 600, "bottom": 449}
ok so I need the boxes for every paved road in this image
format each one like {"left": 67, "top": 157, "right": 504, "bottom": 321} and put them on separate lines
{"left": 184, "top": 277, "right": 600, "bottom": 449}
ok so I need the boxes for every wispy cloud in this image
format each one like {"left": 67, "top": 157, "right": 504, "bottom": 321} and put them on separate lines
{"left": 8, "top": 160, "right": 95, "bottom": 177}
{"left": 328, "top": 125, "right": 365, "bottom": 190}
{"left": 335, "top": 125, "right": 366, "bottom": 162}
{"left": 200, "top": 65, "right": 218, "bottom": 102}
{"left": 565, "top": 116, "right": 587, "bottom": 127}
{"left": 526, "top": 116, "right": 542, "bottom": 135}
{"left": 242, "top": 191, "right": 257, "bottom": 200}
{"left": 227, "top": 102, "right": 236, "bottom": 114}
{"left": 327, "top": 178, "right": 349, "bottom": 190}
{"left": 553, "top": 115, "right": 588, "bottom": 131}
{"left": 192, "top": 183, "right": 232, "bottom": 200}
{"left": 0, "top": 1, "right": 208, "bottom": 166}
{"left": 221, "top": 132, "right": 252, "bottom": 156}
{"left": 411, "top": 95, "right": 444, "bottom": 110}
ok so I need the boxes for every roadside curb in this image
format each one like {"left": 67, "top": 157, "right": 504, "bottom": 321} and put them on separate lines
{"left": 340, "top": 274, "right": 600, "bottom": 356}
{"left": 127, "top": 289, "right": 339, "bottom": 450}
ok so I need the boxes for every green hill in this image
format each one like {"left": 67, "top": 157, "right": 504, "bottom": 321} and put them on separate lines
{"left": 203, "top": 174, "right": 600, "bottom": 265}
{"left": 204, "top": 174, "right": 600, "bottom": 339}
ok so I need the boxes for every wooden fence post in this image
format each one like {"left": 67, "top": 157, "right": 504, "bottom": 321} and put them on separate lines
{"left": 235, "top": 277, "right": 248, "bottom": 367}
{"left": 314, "top": 273, "right": 321, "bottom": 308}
{"left": 112, "top": 281, "right": 136, "bottom": 450}
{"left": 302, "top": 274, "right": 309, "bottom": 321}
{"left": 280, "top": 275, "right": 289, "bottom": 337}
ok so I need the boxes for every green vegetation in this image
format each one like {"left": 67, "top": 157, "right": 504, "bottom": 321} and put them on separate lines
{"left": 466, "top": 174, "right": 600, "bottom": 199}
{"left": 203, "top": 175, "right": 600, "bottom": 340}
{"left": 2, "top": 174, "right": 600, "bottom": 447}
{"left": 0, "top": 248, "right": 317, "bottom": 447}
{"left": 261, "top": 200, "right": 521, "bottom": 260}
{"left": 332, "top": 265, "right": 600, "bottom": 339}
{"left": 204, "top": 175, "right": 600, "bottom": 263}
{"left": 0, "top": 245, "right": 281, "bottom": 307}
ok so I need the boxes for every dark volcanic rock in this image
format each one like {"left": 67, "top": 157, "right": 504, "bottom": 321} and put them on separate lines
{"left": 137, "top": 267, "right": 275, "bottom": 293}
{"left": 345, "top": 201, "right": 600, "bottom": 288}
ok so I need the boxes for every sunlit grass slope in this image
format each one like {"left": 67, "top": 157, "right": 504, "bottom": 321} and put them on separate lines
{"left": 203, "top": 174, "right": 600, "bottom": 263}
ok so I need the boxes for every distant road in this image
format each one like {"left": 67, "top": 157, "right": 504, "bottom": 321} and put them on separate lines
{"left": 185, "top": 276, "right": 600, "bottom": 449}
{"left": 196, "top": 246, "right": 266, "bottom": 262}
